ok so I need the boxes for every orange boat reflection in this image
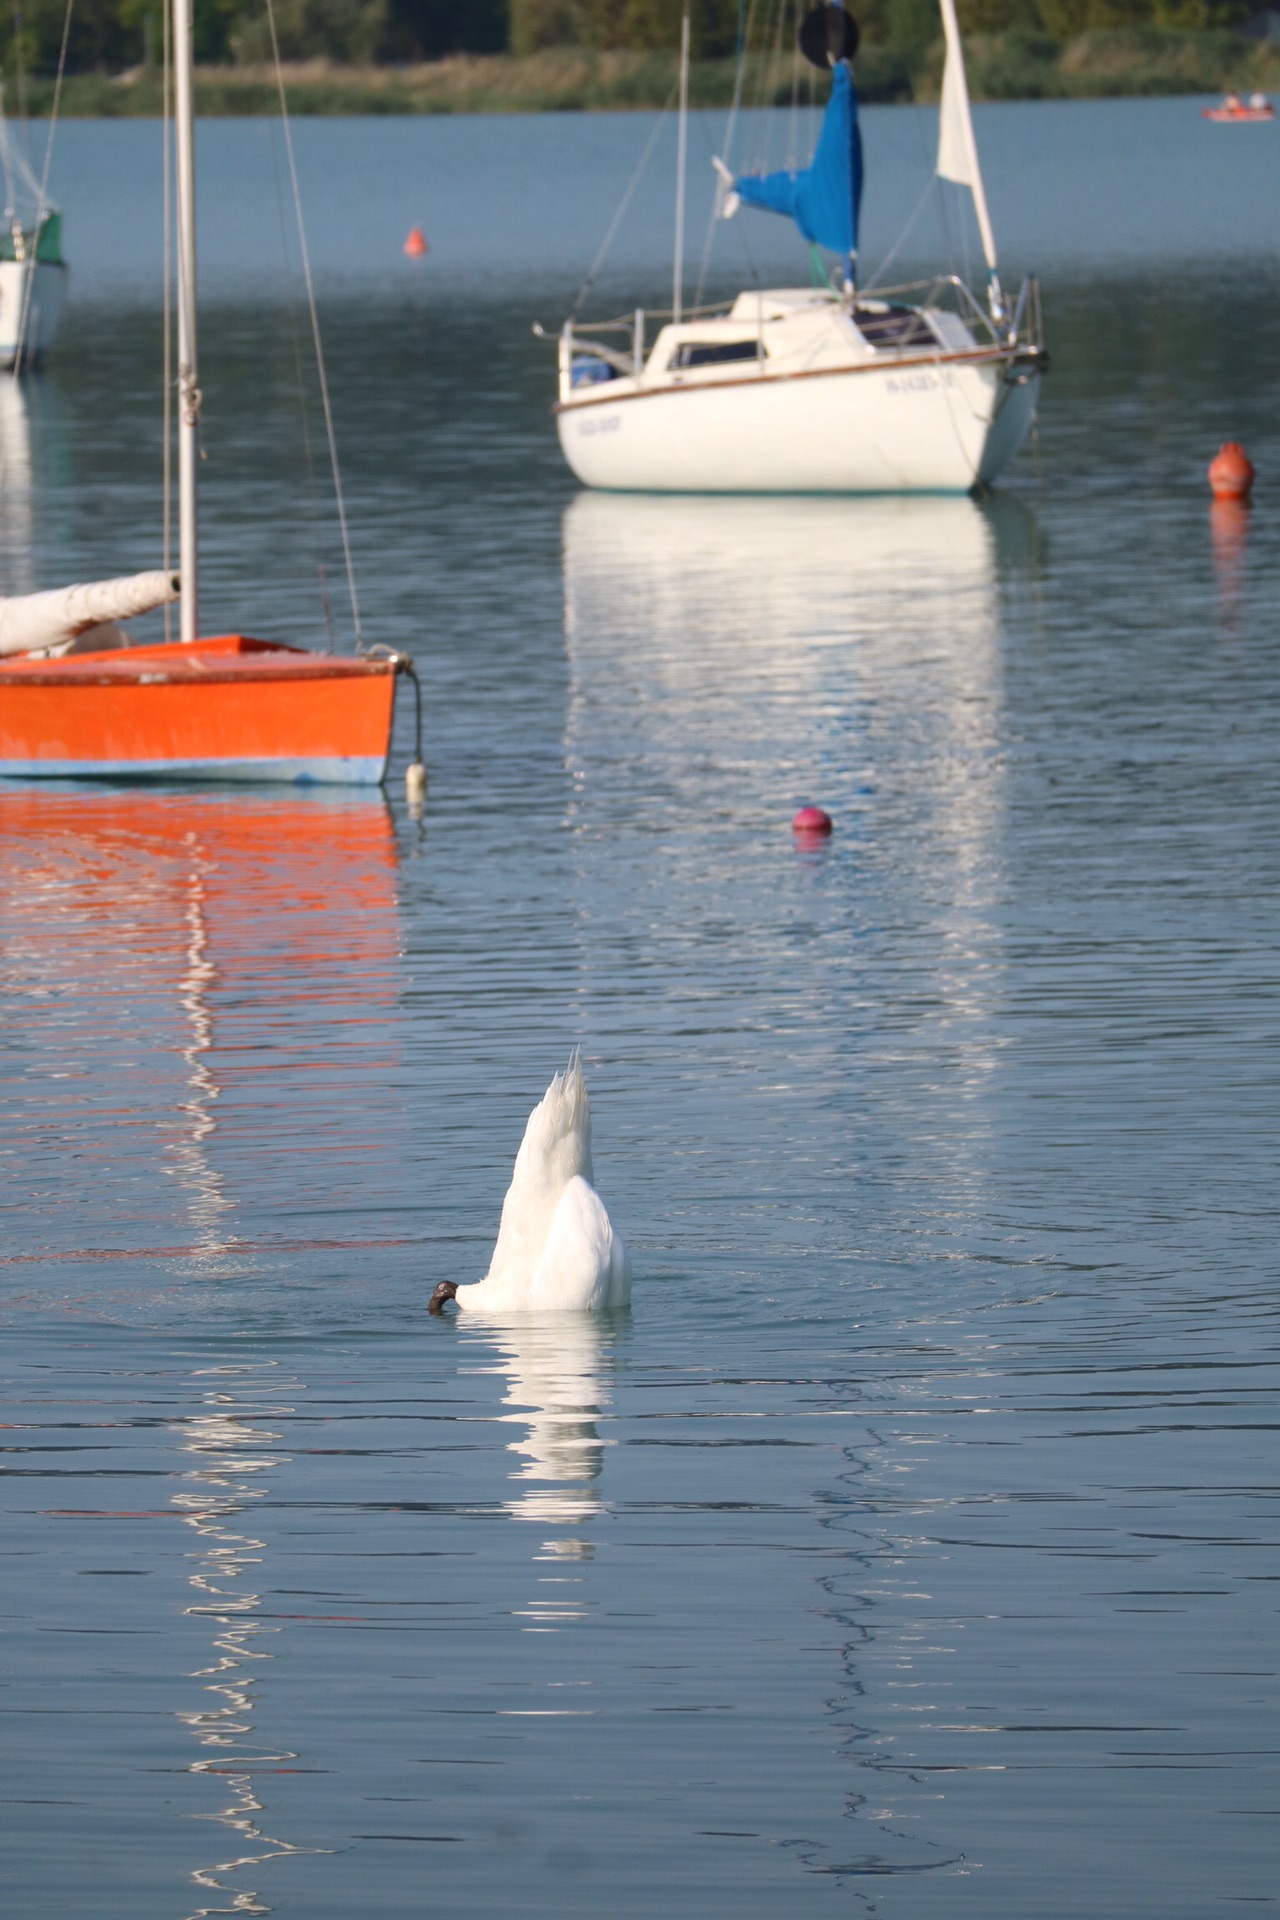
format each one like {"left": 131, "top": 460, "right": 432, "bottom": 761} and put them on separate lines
{"left": 0, "top": 785, "right": 404, "bottom": 1266}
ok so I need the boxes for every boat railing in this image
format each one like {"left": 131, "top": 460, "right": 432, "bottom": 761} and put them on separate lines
{"left": 1006, "top": 275, "right": 1045, "bottom": 354}
{"left": 865, "top": 273, "right": 1045, "bottom": 353}
{"left": 537, "top": 275, "right": 1044, "bottom": 396}
{"left": 536, "top": 300, "right": 738, "bottom": 386}
{"left": 865, "top": 274, "right": 1001, "bottom": 344}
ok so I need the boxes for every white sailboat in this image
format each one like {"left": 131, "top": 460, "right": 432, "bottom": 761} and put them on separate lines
{"left": 551, "top": 1, "right": 1045, "bottom": 495}
{"left": 0, "top": 88, "right": 66, "bottom": 369}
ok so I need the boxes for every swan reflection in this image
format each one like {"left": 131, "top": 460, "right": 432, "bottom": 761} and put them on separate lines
{"left": 468, "top": 1315, "right": 617, "bottom": 1579}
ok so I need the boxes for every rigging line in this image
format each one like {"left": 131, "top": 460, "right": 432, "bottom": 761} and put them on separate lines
{"left": 723, "top": 0, "right": 760, "bottom": 173}
{"left": 908, "top": 92, "right": 958, "bottom": 280}
{"left": 0, "top": 84, "right": 16, "bottom": 211}
{"left": 266, "top": 115, "right": 334, "bottom": 649}
{"left": 11, "top": 3, "right": 27, "bottom": 120}
{"left": 935, "top": 176, "right": 959, "bottom": 282}
{"left": 750, "top": 0, "right": 780, "bottom": 121}
{"left": 863, "top": 174, "right": 936, "bottom": 291}
{"left": 788, "top": 0, "right": 802, "bottom": 169}
{"left": 760, "top": 0, "right": 790, "bottom": 168}
{"left": 263, "top": 0, "right": 363, "bottom": 651}
{"left": 162, "top": 1, "right": 172, "bottom": 642}
{"left": 673, "top": 5, "right": 690, "bottom": 324}
{"left": 13, "top": 0, "right": 70, "bottom": 377}
{"left": 692, "top": 0, "right": 759, "bottom": 310}
{"left": 571, "top": 87, "right": 675, "bottom": 318}
{"left": 807, "top": 27, "right": 819, "bottom": 164}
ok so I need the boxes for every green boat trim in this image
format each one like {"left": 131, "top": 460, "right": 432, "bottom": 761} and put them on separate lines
{"left": 0, "top": 210, "right": 64, "bottom": 266}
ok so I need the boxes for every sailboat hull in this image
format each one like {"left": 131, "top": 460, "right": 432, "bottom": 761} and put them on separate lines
{"left": 0, "top": 635, "right": 400, "bottom": 784}
{"left": 557, "top": 349, "right": 1041, "bottom": 494}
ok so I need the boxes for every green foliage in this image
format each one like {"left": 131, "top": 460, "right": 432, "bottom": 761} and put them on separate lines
{"left": 509, "top": 0, "right": 592, "bottom": 54}
{"left": 2, "top": 0, "right": 508, "bottom": 74}
{"left": 512, "top": 0, "right": 740, "bottom": 55}
{"left": 0, "top": 0, "right": 1263, "bottom": 81}
{"left": 958, "top": 0, "right": 1046, "bottom": 28}
{"left": 378, "top": 0, "right": 507, "bottom": 59}
{"left": 884, "top": 0, "right": 943, "bottom": 49}
{"left": 232, "top": 0, "right": 389, "bottom": 63}
{"left": 1036, "top": 0, "right": 1247, "bottom": 29}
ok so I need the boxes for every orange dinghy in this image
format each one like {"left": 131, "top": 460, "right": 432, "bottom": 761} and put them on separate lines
{"left": 0, "top": 634, "right": 408, "bottom": 783}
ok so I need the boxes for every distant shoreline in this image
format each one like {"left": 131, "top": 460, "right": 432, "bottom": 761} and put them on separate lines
{"left": 19, "top": 30, "right": 1280, "bottom": 117}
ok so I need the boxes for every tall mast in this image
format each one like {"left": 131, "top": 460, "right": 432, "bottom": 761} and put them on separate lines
{"left": 173, "top": 0, "right": 199, "bottom": 640}
{"left": 672, "top": 5, "right": 690, "bottom": 325}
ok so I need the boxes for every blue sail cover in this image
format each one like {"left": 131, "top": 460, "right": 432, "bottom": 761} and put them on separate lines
{"left": 734, "top": 62, "right": 863, "bottom": 257}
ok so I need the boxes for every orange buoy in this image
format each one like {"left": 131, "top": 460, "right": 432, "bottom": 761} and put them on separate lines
{"left": 403, "top": 227, "right": 428, "bottom": 259}
{"left": 1208, "top": 441, "right": 1255, "bottom": 501}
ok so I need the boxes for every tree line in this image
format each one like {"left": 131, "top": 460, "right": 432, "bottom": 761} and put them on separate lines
{"left": 3, "top": 0, "right": 1254, "bottom": 76}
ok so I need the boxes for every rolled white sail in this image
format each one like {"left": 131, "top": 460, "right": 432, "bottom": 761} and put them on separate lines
{"left": 0, "top": 570, "right": 179, "bottom": 657}
{"left": 936, "top": 0, "right": 999, "bottom": 282}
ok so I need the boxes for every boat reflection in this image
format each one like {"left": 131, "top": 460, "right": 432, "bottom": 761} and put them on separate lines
{"left": 174, "top": 1362, "right": 325, "bottom": 1919}
{"left": 0, "top": 787, "right": 401, "bottom": 1266}
{"left": 560, "top": 489, "right": 1033, "bottom": 879}
{"left": 561, "top": 490, "right": 1033, "bottom": 1161}
{"left": 0, "top": 789, "right": 403, "bottom": 1913}
{"left": 562, "top": 488, "right": 1036, "bottom": 688}
{"left": 0, "top": 375, "right": 35, "bottom": 595}
{"left": 0, "top": 375, "right": 73, "bottom": 600}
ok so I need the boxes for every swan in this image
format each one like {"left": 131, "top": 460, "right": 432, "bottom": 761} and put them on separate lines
{"left": 429, "top": 1055, "right": 630, "bottom": 1314}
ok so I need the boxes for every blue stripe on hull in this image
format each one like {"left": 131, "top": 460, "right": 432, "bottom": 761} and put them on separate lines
{"left": 0, "top": 754, "right": 388, "bottom": 785}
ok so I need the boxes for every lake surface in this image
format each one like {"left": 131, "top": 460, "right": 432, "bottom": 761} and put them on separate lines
{"left": 2, "top": 101, "right": 1279, "bottom": 1918}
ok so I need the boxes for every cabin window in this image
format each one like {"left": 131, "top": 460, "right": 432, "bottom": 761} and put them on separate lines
{"left": 668, "top": 339, "right": 764, "bottom": 370}
{"left": 852, "top": 306, "right": 937, "bottom": 351}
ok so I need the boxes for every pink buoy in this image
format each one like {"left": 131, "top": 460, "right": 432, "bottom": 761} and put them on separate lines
{"left": 403, "top": 227, "right": 428, "bottom": 258}
{"left": 792, "top": 805, "right": 833, "bottom": 837}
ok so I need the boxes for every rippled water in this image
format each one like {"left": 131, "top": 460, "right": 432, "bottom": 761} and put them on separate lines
{"left": 2, "top": 106, "right": 1279, "bottom": 1918}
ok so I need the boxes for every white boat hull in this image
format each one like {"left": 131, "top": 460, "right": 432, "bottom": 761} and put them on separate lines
{"left": 0, "top": 259, "right": 67, "bottom": 367}
{"left": 557, "top": 351, "right": 1040, "bottom": 495}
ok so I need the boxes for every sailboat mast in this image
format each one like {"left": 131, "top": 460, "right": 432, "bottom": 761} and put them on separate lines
{"left": 672, "top": 5, "right": 690, "bottom": 325}
{"left": 173, "top": 0, "right": 199, "bottom": 641}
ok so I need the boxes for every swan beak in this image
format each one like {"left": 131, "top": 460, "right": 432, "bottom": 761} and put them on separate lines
{"left": 428, "top": 1281, "right": 459, "bottom": 1315}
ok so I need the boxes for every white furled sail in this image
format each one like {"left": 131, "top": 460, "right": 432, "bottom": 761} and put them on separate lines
{"left": 936, "top": 0, "right": 1002, "bottom": 310}
{"left": 0, "top": 570, "right": 179, "bottom": 657}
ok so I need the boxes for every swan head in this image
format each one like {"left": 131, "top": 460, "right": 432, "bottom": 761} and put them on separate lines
{"left": 427, "top": 1280, "right": 459, "bottom": 1315}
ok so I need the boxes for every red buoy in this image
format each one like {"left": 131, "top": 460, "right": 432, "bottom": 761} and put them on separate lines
{"left": 1208, "top": 441, "right": 1255, "bottom": 500}
{"left": 403, "top": 227, "right": 428, "bottom": 259}
{"left": 792, "top": 805, "right": 833, "bottom": 838}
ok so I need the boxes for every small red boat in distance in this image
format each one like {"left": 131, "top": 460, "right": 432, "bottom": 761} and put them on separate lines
{"left": 1203, "top": 93, "right": 1275, "bottom": 122}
